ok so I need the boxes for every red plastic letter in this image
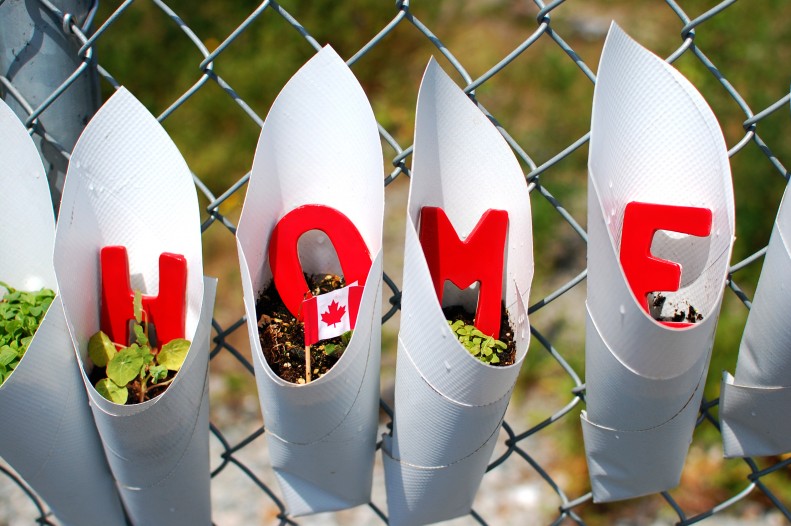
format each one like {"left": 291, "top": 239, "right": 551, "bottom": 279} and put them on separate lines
{"left": 419, "top": 207, "right": 508, "bottom": 337}
{"left": 268, "top": 204, "right": 372, "bottom": 320}
{"left": 100, "top": 246, "right": 187, "bottom": 346}
{"left": 620, "top": 201, "right": 712, "bottom": 321}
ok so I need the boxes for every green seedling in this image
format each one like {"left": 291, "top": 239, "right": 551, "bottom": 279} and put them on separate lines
{"left": 321, "top": 330, "right": 353, "bottom": 356}
{"left": 89, "top": 290, "right": 190, "bottom": 404}
{"left": 448, "top": 319, "right": 507, "bottom": 365}
{"left": 0, "top": 283, "right": 55, "bottom": 385}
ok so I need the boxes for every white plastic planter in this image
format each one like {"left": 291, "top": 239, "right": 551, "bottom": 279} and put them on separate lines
{"left": 381, "top": 58, "right": 532, "bottom": 526}
{"left": 0, "top": 98, "right": 126, "bottom": 526}
{"left": 53, "top": 88, "right": 215, "bottom": 525}
{"left": 721, "top": 186, "right": 791, "bottom": 457}
{"left": 582, "top": 23, "right": 734, "bottom": 502}
{"left": 236, "top": 46, "right": 384, "bottom": 516}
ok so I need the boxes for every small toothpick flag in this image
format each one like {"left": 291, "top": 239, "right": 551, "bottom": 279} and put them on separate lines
{"left": 303, "top": 283, "right": 363, "bottom": 346}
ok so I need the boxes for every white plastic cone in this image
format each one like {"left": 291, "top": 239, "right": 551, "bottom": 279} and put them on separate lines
{"left": 721, "top": 185, "right": 791, "bottom": 457}
{"left": 382, "top": 58, "right": 532, "bottom": 526}
{"left": 0, "top": 98, "right": 126, "bottom": 526}
{"left": 236, "top": 45, "right": 384, "bottom": 516}
{"left": 582, "top": 23, "right": 734, "bottom": 502}
{"left": 53, "top": 88, "right": 213, "bottom": 525}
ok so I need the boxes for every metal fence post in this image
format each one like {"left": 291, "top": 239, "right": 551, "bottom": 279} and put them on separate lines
{"left": 0, "top": 0, "right": 100, "bottom": 212}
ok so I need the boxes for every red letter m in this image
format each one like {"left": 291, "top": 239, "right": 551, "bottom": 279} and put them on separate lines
{"left": 419, "top": 207, "right": 508, "bottom": 337}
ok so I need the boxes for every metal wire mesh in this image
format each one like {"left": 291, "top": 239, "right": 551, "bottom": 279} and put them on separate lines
{"left": 1, "top": 0, "right": 790, "bottom": 524}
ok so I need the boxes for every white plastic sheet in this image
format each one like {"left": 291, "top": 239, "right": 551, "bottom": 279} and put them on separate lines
{"left": 0, "top": 97, "right": 126, "bottom": 526}
{"left": 236, "top": 45, "right": 384, "bottom": 516}
{"left": 54, "top": 88, "right": 213, "bottom": 525}
{"left": 582, "top": 23, "right": 734, "bottom": 502}
{"left": 382, "top": 58, "right": 532, "bottom": 526}
{"left": 721, "top": 186, "right": 791, "bottom": 457}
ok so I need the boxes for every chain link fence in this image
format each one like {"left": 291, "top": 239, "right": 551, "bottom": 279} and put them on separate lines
{"left": 1, "top": 0, "right": 790, "bottom": 524}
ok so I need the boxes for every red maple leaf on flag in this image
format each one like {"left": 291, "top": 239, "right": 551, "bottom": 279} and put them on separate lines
{"left": 320, "top": 300, "right": 346, "bottom": 327}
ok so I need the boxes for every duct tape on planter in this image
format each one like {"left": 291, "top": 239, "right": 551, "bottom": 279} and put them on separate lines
{"left": 236, "top": 45, "right": 384, "bottom": 516}
{"left": 721, "top": 185, "right": 791, "bottom": 457}
{"left": 53, "top": 87, "right": 211, "bottom": 525}
{"left": 582, "top": 23, "right": 734, "bottom": 502}
{"left": 382, "top": 57, "right": 532, "bottom": 526}
{"left": 0, "top": 97, "right": 126, "bottom": 526}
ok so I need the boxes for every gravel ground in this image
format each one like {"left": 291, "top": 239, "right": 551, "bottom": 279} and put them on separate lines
{"left": 2, "top": 390, "right": 788, "bottom": 526}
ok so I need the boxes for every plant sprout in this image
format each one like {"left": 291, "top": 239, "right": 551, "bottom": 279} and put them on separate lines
{"left": 0, "top": 283, "right": 55, "bottom": 385}
{"left": 447, "top": 319, "right": 507, "bottom": 365}
{"left": 89, "top": 290, "right": 190, "bottom": 404}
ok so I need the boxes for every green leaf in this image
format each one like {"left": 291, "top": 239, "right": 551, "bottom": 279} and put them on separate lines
{"left": 341, "top": 331, "right": 353, "bottom": 345}
{"left": 5, "top": 291, "right": 20, "bottom": 303}
{"left": 133, "top": 290, "right": 143, "bottom": 324}
{"left": 323, "top": 343, "right": 338, "bottom": 356}
{"left": 149, "top": 364, "right": 168, "bottom": 383}
{"left": 133, "top": 323, "right": 149, "bottom": 347}
{"left": 0, "top": 283, "right": 55, "bottom": 386}
{"left": 88, "top": 331, "right": 118, "bottom": 368}
{"left": 4, "top": 320, "right": 21, "bottom": 336}
{"left": 24, "top": 317, "right": 37, "bottom": 332}
{"left": 0, "top": 346, "right": 18, "bottom": 367}
{"left": 107, "top": 345, "right": 146, "bottom": 386}
{"left": 96, "top": 378, "right": 128, "bottom": 404}
{"left": 39, "top": 297, "right": 53, "bottom": 313}
{"left": 157, "top": 339, "right": 190, "bottom": 371}
{"left": 490, "top": 354, "right": 500, "bottom": 364}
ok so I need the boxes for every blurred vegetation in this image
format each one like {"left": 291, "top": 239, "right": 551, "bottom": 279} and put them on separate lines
{"left": 88, "top": 0, "right": 791, "bottom": 523}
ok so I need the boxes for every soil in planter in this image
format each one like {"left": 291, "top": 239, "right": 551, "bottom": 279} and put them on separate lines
{"left": 88, "top": 366, "right": 178, "bottom": 404}
{"left": 443, "top": 303, "right": 517, "bottom": 367}
{"left": 256, "top": 274, "right": 351, "bottom": 384}
{"left": 650, "top": 293, "right": 704, "bottom": 324}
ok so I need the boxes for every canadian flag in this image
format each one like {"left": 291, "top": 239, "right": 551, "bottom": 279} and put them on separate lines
{"left": 302, "top": 283, "right": 363, "bottom": 346}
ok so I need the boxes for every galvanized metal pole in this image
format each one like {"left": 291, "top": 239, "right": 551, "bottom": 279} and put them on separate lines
{"left": 0, "top": 0, "right": 100, "bottom": 213}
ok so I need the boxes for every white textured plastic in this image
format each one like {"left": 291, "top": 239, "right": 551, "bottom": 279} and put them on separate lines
{"left": 53, "top": 88, "right": 212, "bottom": 525}
{"left": 382, "top": 57, "right": 533, "bottom": 526}
{"left": 0, "top": 98, "right": 126, "bottom": 526}
{"left": 583, "top": 23, "right": 734, "bottom": 502}
{"left": 721, "top": 185, "right": 791, "bottom": 457}
{"left": 236, "top": 45, "right": 384, "bottom": 516}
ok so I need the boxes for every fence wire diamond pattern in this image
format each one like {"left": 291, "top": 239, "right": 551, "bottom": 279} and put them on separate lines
{"left": 1, "top": 0, "right": 790, "bottom": 524}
